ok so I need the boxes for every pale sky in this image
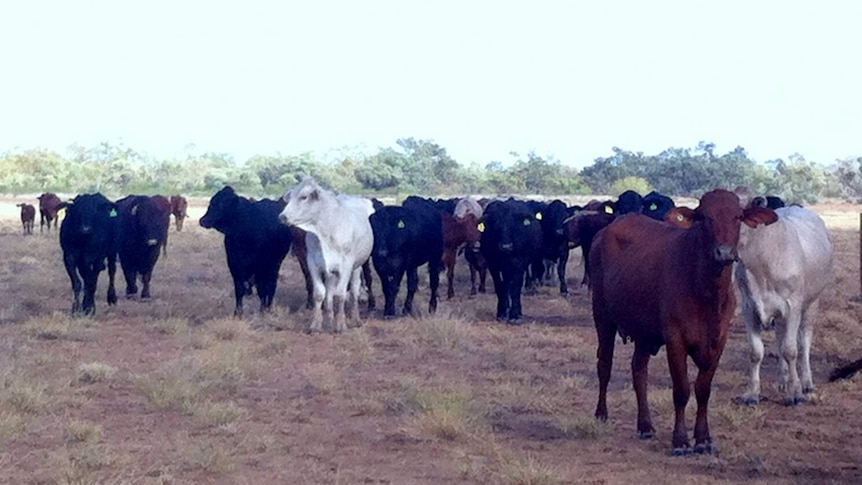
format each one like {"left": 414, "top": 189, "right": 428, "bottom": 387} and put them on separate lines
{"left": 1, "top": 1, "right": 859, "bottom": 168}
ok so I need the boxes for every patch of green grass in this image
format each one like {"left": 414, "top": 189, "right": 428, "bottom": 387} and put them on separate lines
{"left": 492, "top": 451, "right": 565, "bottom": 485}
{"left": 76, "top": 362, "right": 116, "bottom": 384}
{"left": 554, "top": 414, "right": 613, "bottom": 440}
{"left": 412, "top": 388, "right": 484, "bottom": 441}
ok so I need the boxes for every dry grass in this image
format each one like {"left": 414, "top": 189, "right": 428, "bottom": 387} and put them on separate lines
{"left": 77, "top": 362, "right": 116, "bottom": 384}
{"left": 1, "top": 200, "right": 861, "bottom": 484}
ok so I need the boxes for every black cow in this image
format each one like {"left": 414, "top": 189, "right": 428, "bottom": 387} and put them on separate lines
{"left": 752, "top": 195, "right": 786, "bottom": 210}
{"left": 199, "top": 186, "right": 293, "bottom": 317}
{"left": 116, "top": 195, "right": 171, "bottom": 299}
{"left": 641, "top": 191, "right": 675, "bottom": 221}
{"left": 535, "top": 200, "right": 573, "bottom": 295}
{"left": 615, "top": 190, "right": 644, "bottom": 215}
{"left": 369, "top": 196, "right": 443, "bottom": 318}
{"left": 564, "top": 210, "right": 616, "bottom": 288}
{"left": 481, "top": 199, "right": 543, "bottom": 323}
{"left": 58, "top": 193, "right": 119, "bottom": 315}
{"left": 523, "top": 200, "right": 549, "bottom": 289}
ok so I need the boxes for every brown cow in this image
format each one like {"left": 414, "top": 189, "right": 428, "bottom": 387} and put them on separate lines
{"left": 170, "top": 195, "right": 188, "bottom": 232}
{"left": 590, "top": 189, "right": 777, "bottom": 455}
{"left": 17, "top": 203, "right": 36, "bottom": 235}
{"left": 38, "top": 192, "right": 63, "bottom": 233}
{"left": 441, "top": 211, "right": 482, "bottom": 299}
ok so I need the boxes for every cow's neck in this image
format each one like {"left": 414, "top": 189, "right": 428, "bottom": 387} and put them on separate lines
{"left": 685, "top": 226, "right": 735, "bottom": 309}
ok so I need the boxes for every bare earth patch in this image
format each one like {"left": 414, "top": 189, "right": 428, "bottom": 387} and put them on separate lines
{"left": 0, "top": 198, "right": 860, "bottom": 484}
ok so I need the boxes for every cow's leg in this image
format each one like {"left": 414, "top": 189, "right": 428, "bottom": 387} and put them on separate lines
{"left": 478, "top": 264, "right": 487, "bottom": 293}
{"left": 323, "top": 271, "right": 338, "bottom": 331}
{"left": 779, "top": 311, "right": 805, "bottom": 405}
{"left": 361, "top": 260, "right": 375, "bottom": 311}
{"left": 594, "top": 318, "right": 616, "bottom": 422}
{"left": 692, "top": 352, "right": 720, "bottom": 454}
{"left": 557, "top": 252, "right": 569, "bottom": 295}
{"left": 381, "top": 271, "right": 403, "bottom": 319}
{"left": 348, "top": 267, "right": 363, "bottom": 327}
{"left": 741, "top": 314, "right": 764, "bottom": 405}
{"left": 428, "top": 259, "right": 440, "bottom": 315}
{"left": 256, "top": 269, "right": 277, "bottom": 312}
{"left": 64, "top": 255, "right": 83, "bottom": 314}
{"left": 468, "top": 258, "right": 479, "bottom": 296}
{"left": 332, "top": 268, "right": 352, "bottom": 333}
{"left": 632, "top": 342, "right": 655, "bottom": 439}
{"left": 40, "top": 214, "right": 45, "bottom": 233}
{"left": 507, "top": 268, "right": 525, "bottom": 323}
{"left": 489, "top": 268, "right": 507, "bottom": 321}
{"left": 579, "top": 247, "right": 591, "bottom": 287}
{"left": 106, "top": 253, "right": 118, "bottom": 306}
{"left": 232, "top": 277, "right": 246, "bottom": 318}
{"left": 443, "top": 248, "right": 456, "bottom": 299}
{"left": 122, "top": 262, "right": 138, "bottom": 298}
{"left": 667, "top": 341, "right": 692, "bottom": 454}
{"left": 799, "top": 300, "right": 818, "bottom": 394}
{"left": 403, "top": 267, "right": 419, "bottom": 316}
{"left": 81, "top": 263, "right": 99, "bottom": 316}
{"left": 308, "top": 270, "right": 326, "bottom": 333}
{"left": 297, "top": 251, "right": 314, "bottom": 310}
{"left": 141, "top": 271, "right": 153, "bottom": 299}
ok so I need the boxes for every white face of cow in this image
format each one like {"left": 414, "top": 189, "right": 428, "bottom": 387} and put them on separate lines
{"left": 279, "top": 178, "right": 330, "bottom": 230}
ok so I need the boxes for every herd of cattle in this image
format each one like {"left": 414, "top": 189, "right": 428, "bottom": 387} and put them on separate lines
{"left": 15, "top": 182, "right": 837, "bottom": 455}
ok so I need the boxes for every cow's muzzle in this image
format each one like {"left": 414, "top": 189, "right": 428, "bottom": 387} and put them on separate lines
{"left": 712, "top": 245, "right": 737, "bottom": 264}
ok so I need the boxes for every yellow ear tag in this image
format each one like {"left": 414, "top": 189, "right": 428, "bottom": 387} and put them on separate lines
{"left": 604, "top": 205, "right": 614, "bottom": 214}
{"left": 649, "top": 203, "right": 658, "bottom": 211}
{"left": 397, "top": 220, "right": 405, "bottom": 229}
{"left": 477, "top": 222, "right": 485, "bottom": 232}
{"left": 535, "top": 212, "right": 542, "bottom": 220}
{"left": 523, "top": 219, "right": 531, "bottom": 226}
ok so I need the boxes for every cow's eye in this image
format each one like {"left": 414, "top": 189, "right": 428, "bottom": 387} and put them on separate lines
{"left": 299, "top": 195, "right": 307, "bottom": 201}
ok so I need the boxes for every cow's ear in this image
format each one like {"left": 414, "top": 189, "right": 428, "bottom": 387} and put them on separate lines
{"left": 665, "top": 207, "right": 696, "bottom": 228}
{"left": 742, "top": 207, "right": 778, "bottom": 228}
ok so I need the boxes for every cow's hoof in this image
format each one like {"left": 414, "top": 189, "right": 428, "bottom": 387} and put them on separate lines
{"left": 383, "top": 314, "right": 397, "bottom": 321}
{"left": 508, "top": 318, "right": 523, "bottom": 325}
{"left": 803, "top": 386, "right": 815, "bottom": 394}
{"left": 638, "top": 430, "right": 655, "bottom": 440}
{"left": 784, "top": 395, "right": 806, "bottom": 406}
{"left": 304, "top": 327, "right": 324, "bottom": 335}
{"left": 734, "top": 395, "right": 760, "bottom": 406}
{"left": 694, "top": 441, "right": 718, "bottom": 455}
{"left": 672, "top": 446, "right": 693, "bottom": 457}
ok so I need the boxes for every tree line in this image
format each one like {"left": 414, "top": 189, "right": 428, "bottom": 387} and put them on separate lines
{"left": 1, "top": 138, "right": 860, "bottom": 204}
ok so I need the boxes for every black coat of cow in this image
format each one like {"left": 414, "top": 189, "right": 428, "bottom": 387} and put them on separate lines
{"left": 480, "top": 199, "right": 543, "bottom": 323}
{"left": 369, "top": 196, "right": 443, "bottom": 318}
{"left": 199, "top": 186, "right": 293, "bottom": 317}
{"left": 58, "top": 193, "right": 119, "bottom": 315}
{"left": 537, "top": 199, "right": 573, "bottom": 295}
{"left": 641, "top": 191, "right": 675, "bottom": 221}
{"left": 116, "top": 195, "right": 171, "bottom": 299}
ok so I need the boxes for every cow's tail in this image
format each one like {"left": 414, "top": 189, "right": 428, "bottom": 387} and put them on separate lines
{"left": 829, "top": 357, "right": 862, "bottom": 382}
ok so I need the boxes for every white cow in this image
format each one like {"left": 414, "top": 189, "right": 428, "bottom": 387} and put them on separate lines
{"left": 279, "top": 178, "right": 374, "bottom": 333}
{"left": 735, "top": 205, "right": 834, "bottom": 405}
{"left": 453, "top": 196, "right": 482, "bottom": 220}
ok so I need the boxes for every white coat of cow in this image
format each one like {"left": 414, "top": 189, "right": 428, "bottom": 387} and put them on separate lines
{"left": 279, "top": 178, "right": 374, "bottom": 333}
{"left": 735, "top": 205, "right": 834, "bottom": 405}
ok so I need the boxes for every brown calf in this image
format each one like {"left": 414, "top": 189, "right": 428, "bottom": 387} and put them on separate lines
{"left": 590, "top": 189, "right": 776, "bottom": 455}
{"left": 38, "top": 192, "right": 63, "bottom": 233}
{"left": 17, "top": 203, "right": 36, "bottom": 235}
{"left": 170, "top": 195, "right": 188, "bottom": 232}
{"left": 441, "top": 211, "right": 481, "bottom": 299}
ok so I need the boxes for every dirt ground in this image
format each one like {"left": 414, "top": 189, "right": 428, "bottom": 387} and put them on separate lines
{"left": 0, "top": 196, "right": 861, "bottom": 485}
